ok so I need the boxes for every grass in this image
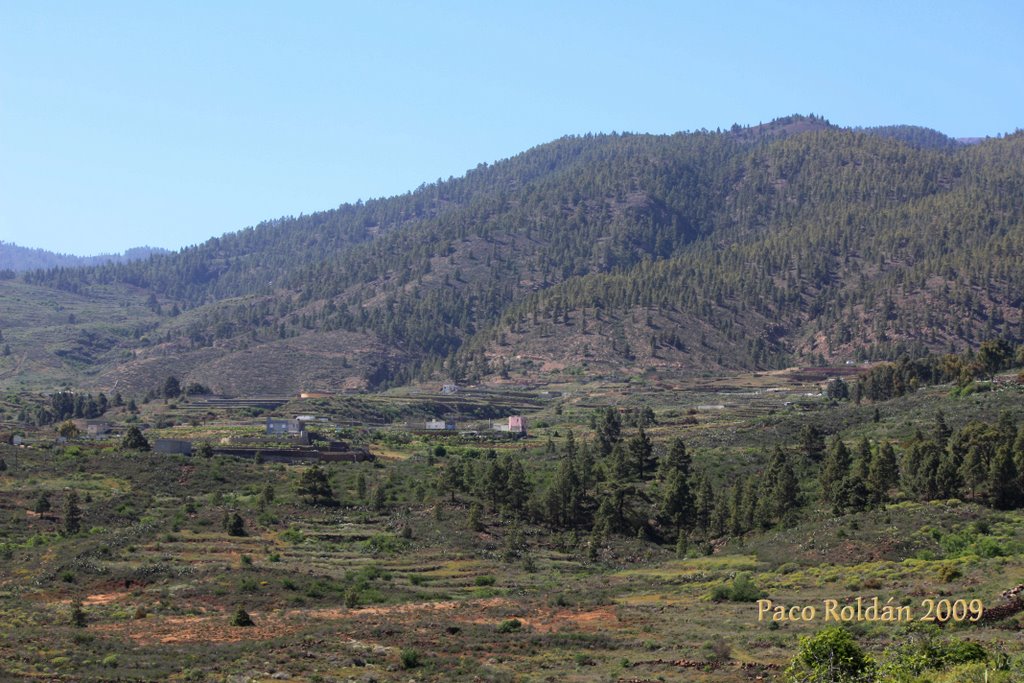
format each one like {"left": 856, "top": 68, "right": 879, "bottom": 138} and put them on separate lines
{"left": 1, "top": 372, "right": 1023, "bottom": 680}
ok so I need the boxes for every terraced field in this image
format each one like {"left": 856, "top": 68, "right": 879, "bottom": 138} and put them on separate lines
{"left": 2, "top": 374, "right": 1024, "bottom": 681}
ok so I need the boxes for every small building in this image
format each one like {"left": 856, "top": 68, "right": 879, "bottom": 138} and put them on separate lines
{"left": 426, "top": 419, "right": 456, "bottom": 431}
{"left": 508, "top": 415, "right": 526, "bottom": 435}
{"left": 492, "top": 416, "right": 527, "bottom": 435}
{"left": 441, "top": 383, "right": 459, "bottom": 395}
{"left": 13, "top": 435, "right": 24, "bottom": 446}
{"left": 266, "top": 418, "right": 303, "bottom": 435}
{"left": 155, "top": 439, "right": 192, "bottom": 455}
{"left": 86, "top": 420, "right": 112, "bottom": 436}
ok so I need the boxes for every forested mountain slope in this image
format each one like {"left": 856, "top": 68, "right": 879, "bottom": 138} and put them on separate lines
{"left": 6, "top": 116, "right": 1022, "bottom": 394}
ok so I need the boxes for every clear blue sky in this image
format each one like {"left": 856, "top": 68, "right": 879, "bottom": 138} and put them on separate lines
{"left": 2, "top": 1, "right": 1021, "bottom": 256}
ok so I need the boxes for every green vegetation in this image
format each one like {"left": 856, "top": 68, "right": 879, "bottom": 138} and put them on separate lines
{"left": 2, "top": 115, "right": 1024, "bottom": 680}
{"left": 1, "top": 365, "right": 1023, "bottom": 680}
{"left": 2, "top": 117, "right": 1023, "bottom": 393}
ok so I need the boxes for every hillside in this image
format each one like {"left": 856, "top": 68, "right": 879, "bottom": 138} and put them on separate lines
{"left": 2, "top": 362, "right": 1024, "bottom": 681}
{"left": 4, "top": 115, "right": 1023, "bottom": 395}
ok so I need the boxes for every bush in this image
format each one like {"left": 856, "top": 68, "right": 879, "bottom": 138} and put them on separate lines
{"left": 497, "top": 618, "right": 522, "bottom": 633}
{"left": 400, "top": 648, "right": 421, "bottom": 669}
{"left": 70, "top": 601, "right": 87, "bottom": 627}
{"left": 711, "top": 572, "right": 765, "bottom": 602}
{"left": 231, "top": 608, "right": 254, "bottom": 626}
{"left": 702, "top": 635, "right": 731, "bottom": 662}
{"left": 879, "top": 624, "right": 987, "bottom": 679}
{"left": 785, "top": 627, "right": 873, "bottom": 682}
{"left": 227, "top": 513, "right": 245, "bottom": 537}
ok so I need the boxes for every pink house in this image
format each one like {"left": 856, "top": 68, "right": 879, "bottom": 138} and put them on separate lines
{"left": 508, "top": 416, "right": 526, "bottom": 434}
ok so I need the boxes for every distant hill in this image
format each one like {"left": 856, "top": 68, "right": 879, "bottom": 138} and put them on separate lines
{"left": 3, "top": 114, "right": 1023, "bottom": 395}
{"left": 0, "top": 242, "right": 169, "bottom": 272}
{"left": 857, "top": 124, "right": 964, "bottom": 150}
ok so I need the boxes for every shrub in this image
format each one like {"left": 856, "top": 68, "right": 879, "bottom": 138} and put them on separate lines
{"left": 474, "top": 575, "right": 496, "bottom": 587}
{"left": 703, "top": 635, "right": 732, "bottom": 662}
{"left": 70, "top": 601, "right": 87, "bottom": 627}
{"left": 400, "top": 648, "right": 421, "bottom": 669}
{"left": 238, "top": 578, "right": 259, "bottom": 593}
{"left": 231, "top": 608, "right": 254, "bottom": 627}
{"left": 784, "top": 627, "right": 873, "bottom": 682}
{"left": 227, "top": 513, "right": 245, "bottom": 537}
{"left": 879, "top": 624, "right": 987, "bottom": 678}
{"left": 711, "top": 572, "right": 765, "bottom": 602}
{"left": 937, "top": 563, "right": 962, "bottom": 582}
{"left": 497, "top": 618, "right": 522, "bottom": 633}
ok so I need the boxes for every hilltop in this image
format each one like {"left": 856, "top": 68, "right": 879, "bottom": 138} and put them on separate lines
{"left": 0, "top": 242, "right": 168, "bottom": 272}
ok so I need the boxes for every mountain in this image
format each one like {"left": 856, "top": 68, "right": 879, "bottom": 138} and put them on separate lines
{"left": 3, "top": 115, "right": 1023, "bottom": 395}
{"left": 0, "top": 242, "right": 169, "bottom": 272}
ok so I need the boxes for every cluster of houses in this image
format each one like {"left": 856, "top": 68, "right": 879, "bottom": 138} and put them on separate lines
{"left": 423, "top": 415, "right": 527, "bottom": 436}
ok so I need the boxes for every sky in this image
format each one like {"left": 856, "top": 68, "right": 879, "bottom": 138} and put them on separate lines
{"left": 1, "top": 1, "right": 1022, "bottom": 256}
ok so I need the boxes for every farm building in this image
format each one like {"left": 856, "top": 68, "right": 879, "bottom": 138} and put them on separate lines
{"left": 154, "top": 439, "right": 192, "bottom": 455}
{"left": 493, "top": 416, "right": 527, "bottom": 435}
{"left": 266, "top": 418, "right": 304, "bottom": 435}
{"left": 86, "top": 420, "right": 112, "bottom": 436}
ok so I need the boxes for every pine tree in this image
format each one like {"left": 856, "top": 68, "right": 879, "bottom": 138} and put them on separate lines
{"left": 63, "top": 490, "right": 82, "bottom": 535}
{"left": 935, "top": 448, "right": 963, "bottom": 499}
{"left": 819, "top": 437, "right": 851, "bottom": 505}
{"left": 727, "top": 483, "right": 746, "bottom": 536}
{"left": 563, "top": 429, "right": 577, "bottom": 459}
{"left": 468, "top": 503, "right": 483, "bottom": 532}
{"left": 371, "top": 485, "right": 386, "bottom": 511}
{"left": 121, "top": 426, "right": 150, "bottom": 451}
{"left": 440, "top": 460, "right": 461, "bottom": 502}
{"left": 933, "top": 410, "right": 952, "bottom": 447}
{"left": 659, "top": 467, "right": 694, "bottom": 534}
{"left": 905, "top": 440, "right": 943, "bottom": 501}
{"left": 800, "top": 425, "right": 825, "bottom": 463}
{"left": 34, "top": 492, "right": 51, "bottom": 514}
{"left": 767, "top": 447, "right": 800, "bottom": 523}
{"left": 693, "top": 474, "right": 715, "bottom": 535}
{"left": 163, "top": 375, "right": 181, "bottom": 398}
{"left": 661, "top": 438, "right": 691, "bottom": 479}
{"left": 505, "top": 457, "right": 530, "bottom": 517}
{"left": 484, "top": 458, "right": 508, "bottom": 511}
{"left": 597, "top": 407, "right": 622, "bottom": 457}
{"left": 577, "top": 443, "right": 596, "bottom": 496}
{"left": 297, "top": 465, "right": 338, "bottom": 507}
{"left": 627, "top": 426, "right": 654, "bottom": 479}
{"left": 866, "top": 442, "right": 898, "bottom": 504}
{"left": 546, "top": 457, "right": 581, "bottom": 528}
{"left": 988, "top": 447, "right": 1021, "bottom": 510}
